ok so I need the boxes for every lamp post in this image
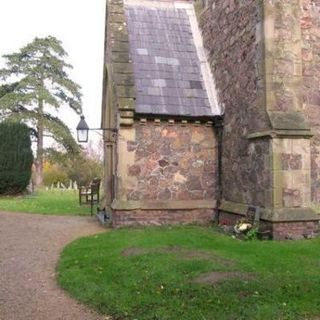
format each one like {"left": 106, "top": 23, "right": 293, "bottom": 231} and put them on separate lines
{"left": 76, "top": 115, "right": 117, "bottom": 143}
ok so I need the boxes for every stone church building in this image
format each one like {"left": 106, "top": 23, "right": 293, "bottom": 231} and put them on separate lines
{"left": 101, "top": 0, "right": 320, "bottom": 239}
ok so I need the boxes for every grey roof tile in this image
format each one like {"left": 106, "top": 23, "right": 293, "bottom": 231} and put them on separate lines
{"left": 137, "top": 104, "right": 153, "bottom": 113}
{"left": 189, "top": 80, "right": 203, "bottom": 89}
{"left": 136, "top": 48, "right": 149, "bottom": 55}
{"left": 152, "top": 79, "right": 167, "bottom": 87}
{"left": 147, "top": 87, "right": 161, "bottom": 96}
{"left": 125, "top": 5, "right": 214, "bottom": 117}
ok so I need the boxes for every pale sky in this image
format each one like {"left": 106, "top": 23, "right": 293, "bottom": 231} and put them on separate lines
{"left": 0, "top": 0, "right": 106, "bottom": 143}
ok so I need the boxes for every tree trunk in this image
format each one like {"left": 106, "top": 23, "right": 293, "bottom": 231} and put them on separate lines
{"left": 35, "top": 100, "right": 44, "bottom": 187}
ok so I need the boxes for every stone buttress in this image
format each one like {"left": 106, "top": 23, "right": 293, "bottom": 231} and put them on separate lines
{"left": 199, "top": 0, "right": 320, "bottom": 239}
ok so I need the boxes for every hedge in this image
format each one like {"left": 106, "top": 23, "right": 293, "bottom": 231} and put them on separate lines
{"left": 0, "top": 122, "right": 33, "bottom": 194}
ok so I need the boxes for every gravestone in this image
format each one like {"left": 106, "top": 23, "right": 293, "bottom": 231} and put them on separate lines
{"left": 246, "top": 206, "right": 260, "bottom": 226}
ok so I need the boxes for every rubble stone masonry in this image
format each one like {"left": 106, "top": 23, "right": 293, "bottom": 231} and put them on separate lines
{"left": 111, "top": 121, "right": 218, "bottom": 226}
{"left": 200, "top": 0, "right": 272, "bottom": 207}
{"left": 301, "top": 0, "right": 320, "bottom": 204}
{"left": 199, "top": 0, "right": 320, "bottom": 239}
{"left": 117, "top": 122, "right": 217, "bottom": 202}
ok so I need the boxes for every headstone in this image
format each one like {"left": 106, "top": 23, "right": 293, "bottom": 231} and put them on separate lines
{"left": 246, "top": 206, "right": 260, "bottom": 225}
{"left": 26, "top": 182, "right": 33, "bottom": 194}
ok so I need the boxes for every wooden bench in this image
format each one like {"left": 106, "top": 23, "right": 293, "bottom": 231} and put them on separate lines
{"left": 79, "top": 178, "right": 101, "bottom": 212}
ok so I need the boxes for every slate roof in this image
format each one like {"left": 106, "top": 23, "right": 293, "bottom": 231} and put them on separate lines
{"left": 125, "top": 5, "right": 215, "bottom": 118}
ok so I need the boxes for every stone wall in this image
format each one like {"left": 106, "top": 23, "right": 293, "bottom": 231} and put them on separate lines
{"left": 270, "top": 221, "right": 319, "bottom": 240}
{"left": 196, "top": 0, "right": 319, "bottom": 238}
{"left": 115, "top": 121, "right": 217, "bottom": 203}
{"left": 111, "top": 120, "right": 217, "bottom": 226}
{"left": 272, "top": 138, "right": 311, "bottom": 209}
{"left": 112, "top": 208, "right": 214, "bottom": 227}
{"left": 199, "top": 0, "right": 271, "bottom": 207}
{"left": 264, "top": 0, "right": 303, "bottom": 113}
{"left": 301, "top": 0, "right": 320, "bottom": 204}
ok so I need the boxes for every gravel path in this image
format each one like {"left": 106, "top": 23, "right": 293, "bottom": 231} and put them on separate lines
{"left": 0, "top": 211, "right": 108, "bottom": 320}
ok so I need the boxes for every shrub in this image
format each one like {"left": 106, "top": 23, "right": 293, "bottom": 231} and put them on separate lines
{"left": 0, "top": 122, "right": 33, "bottom": 194}
{"left": 43, "top": 151, "right": 103, "bottom": 188}
{"left": 43, "top": 162, "right": 69, "bottom": 187}
{"left": 65, "top": 155, "right": 103, "bottom": 187}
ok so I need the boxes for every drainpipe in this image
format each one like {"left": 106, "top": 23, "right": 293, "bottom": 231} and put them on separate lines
{"left": 213, "top": 115, "right": 224, "bottom": 225}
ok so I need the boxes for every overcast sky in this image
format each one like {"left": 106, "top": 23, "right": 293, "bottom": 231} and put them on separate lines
{"left": 0, "top": 0, "right": 106, "bottom": 143}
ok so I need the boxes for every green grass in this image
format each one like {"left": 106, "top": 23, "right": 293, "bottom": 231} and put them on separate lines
{"left": 57, "top": 226, "right": 320, "bottom": 319}
{"left": 0, "top": 189, "right": 91, "bottom": 215}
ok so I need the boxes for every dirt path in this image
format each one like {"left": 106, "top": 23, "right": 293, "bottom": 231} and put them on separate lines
{"left": 0, "top": 211, "right": 107, "bottom": 320}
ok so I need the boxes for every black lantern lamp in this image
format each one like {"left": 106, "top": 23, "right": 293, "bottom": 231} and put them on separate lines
{"left": 76, "top": 115, "right": 118, "bottom": 143}
{"left": 76, "top": 115, "right": 89, "bottom": 143}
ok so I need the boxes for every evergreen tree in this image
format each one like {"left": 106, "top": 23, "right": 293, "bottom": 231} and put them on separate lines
{"left": 0, "top": 122, "right": 33, "bottom": 194}
{"left": 0, "top": 36, "right": 82, "bottom": 186}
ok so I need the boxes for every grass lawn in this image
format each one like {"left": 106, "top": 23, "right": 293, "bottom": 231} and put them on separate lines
{"left": 0, "top": 189, "right": 91, "bottom": 215}
{"left": 57, "top": 226, "right": 320, "bottom": 320}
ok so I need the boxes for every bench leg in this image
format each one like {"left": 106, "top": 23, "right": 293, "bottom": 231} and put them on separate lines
{"left": 90, "top": 193, "right": 94, "bottom": 216}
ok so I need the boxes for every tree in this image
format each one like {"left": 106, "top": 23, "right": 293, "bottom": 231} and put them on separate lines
{"left": 0, "top": 83, "right": 18, "bottom": 118}
{"left": 43, "top": 161, "right": 69, "bottom": 187}
{"left": 0, "top": 36, "right": 82, "bottom": 186}
{"left": 44, "top": 146, "right": 103, "bottom": 188}
{"left": 0, "top": 122, "right": 33, "bottom": 194}
{"left": 64, "top": 152, "right": 103, "bottom": 187}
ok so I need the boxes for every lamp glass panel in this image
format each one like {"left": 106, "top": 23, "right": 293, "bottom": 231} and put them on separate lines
{"left": 77, "top": 129, "right": 88, "bottom": 142}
